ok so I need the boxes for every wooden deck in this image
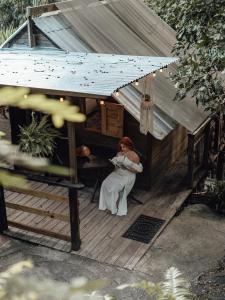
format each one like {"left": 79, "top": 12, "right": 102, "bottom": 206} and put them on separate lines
{"left": 1, "top": 114, "right": 193, "bottom": 269}
{"left": 4, "top": 158, "right": 192, "bottom": 270}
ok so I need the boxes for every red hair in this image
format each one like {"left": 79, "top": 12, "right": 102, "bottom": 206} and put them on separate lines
{"left": 118, "top": 136, "right": 134, "bottom": 152}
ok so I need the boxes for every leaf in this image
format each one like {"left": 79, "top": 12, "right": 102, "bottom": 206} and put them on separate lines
{"left": 18, "top": 115, "right": 60, "bottom": 158}
{"left": 52, "top": 114, "right": 64, "bottom": 128}
{"left": 0, "top": 170, "right": 27, "bottom": 188}
{"left": 162, "top": 267, "right": 192, "bottom": 300}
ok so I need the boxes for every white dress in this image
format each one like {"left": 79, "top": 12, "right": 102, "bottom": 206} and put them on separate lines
{"left": 99, "top": 155, "right": 143, "bottom": 216}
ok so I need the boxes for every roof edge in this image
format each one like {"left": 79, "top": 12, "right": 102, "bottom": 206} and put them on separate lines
{"left": 0, "top": 21, "right": 28, "bottom": 49}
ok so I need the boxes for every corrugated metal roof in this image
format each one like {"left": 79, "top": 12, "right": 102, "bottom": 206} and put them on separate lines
{"left": 33, "top": 0, "right": 210, "bottom": 139}
{"left": 0, "top": 49, "right": 177, "bottom": 98}
{"left": 36, "top": 0, "right": 176, "bottom": 56}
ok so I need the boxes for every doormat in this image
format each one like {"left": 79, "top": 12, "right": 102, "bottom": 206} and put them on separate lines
{"left": 122, "top": 214, "right": 165, "bottom": 244}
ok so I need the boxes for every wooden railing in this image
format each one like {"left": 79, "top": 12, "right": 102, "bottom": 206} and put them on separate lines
{"left": 0, "top": 171, "right": 83, "bottom": 251}
{"left": 187, "top": 121, "right": 211, "bottom": 187}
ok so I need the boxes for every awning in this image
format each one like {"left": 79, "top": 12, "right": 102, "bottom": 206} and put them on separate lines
{"left": 0, "top": 48, "right": 177, "bottom": 97}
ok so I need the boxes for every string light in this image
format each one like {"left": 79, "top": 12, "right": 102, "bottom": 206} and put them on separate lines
{"left": 153, "top": 72, "right": 156, "bottom": 77}
{"left": 159, "top": 69, "right": 163, "bottom": 73}
{"left": 115, "top": 90, "right": 120, "bottom": 96}
{"left": 134, "top": 80, "right": 139, "bottom": 86}
{"left": 100, "top": 100, "right": 105, "bottom": 105}
{"left": 59, "top": 97, "right": 64, "bottom": 102}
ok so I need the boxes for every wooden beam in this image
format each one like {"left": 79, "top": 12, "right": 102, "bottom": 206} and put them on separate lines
{"left": 6, "top": 202, "right": 69, "bottom": 222}
{"left": 214, "top": 114, "right": 220, "bottom": 151}
{"left": 192, "top": 118, "right": 211, "bottom": 136}
{"left": 29, "top": 88, "right": 108, "bottom": 100}
{"left": 203, "top": 122, "right": 211, "bottom": 168}
{"left": 145, "top": 133, "right": 152, "bottom": 190}
{"left": 187, "top": 133, "right": 195, "bottom": 188}
{"left": 26, "top": 4, "right": 58, "bottom": 18}
{"left": 6, "top": 187, "right": 68, "bottom": 203}
{"left": 69, "top": 188, "right": 81, "bottom": 251}
{"left": 8, "top": 221, "right": 70, "bottom": 241}
{"left": 216, "top": 150, "right": 225, "bottom": 180}
{"left": 27, "top": 17, "right": 36, "bottom": 48}
{"left": 67, "top": 122, "right": 78, "bottom": 184}
{"left": 0, "top": 186, "right": 8, "bottom": 233}
{"left": 0, "top": 86, "right": 108, "bottom": 100}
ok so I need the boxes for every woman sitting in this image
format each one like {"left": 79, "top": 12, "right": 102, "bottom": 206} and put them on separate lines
{"left": 99, "top": 137, "right": 143, "bottom": 216}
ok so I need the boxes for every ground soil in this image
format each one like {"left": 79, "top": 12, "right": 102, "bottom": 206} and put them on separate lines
{"left": 1, "top": 204, "right": 225, "bottom": 299}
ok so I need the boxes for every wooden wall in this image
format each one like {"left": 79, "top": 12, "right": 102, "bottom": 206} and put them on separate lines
{"left": 8, "top": 107, "right": 30, "bottom": 144}
{"left": 74, "top": 98, "right": 150, "bottom": 189}
{"left": 4, "top": 23, "right": 58, "bottom": 49}
{"left": 73, "top": 98, "right": 188, "bottom": 190}
{"left": 4, "top": 26, "right": 29, "bottom": 48}
{"left": 151, "top": 125, "right": 188, "bottom": 184}
{"left": 7, "top": 97, "right": 188, "bottom": 191}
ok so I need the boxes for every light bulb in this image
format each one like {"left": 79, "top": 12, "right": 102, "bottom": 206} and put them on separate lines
{"left": 100, "top": 100, "right": 105, "bottom": 105}
{"left": 159, "top": 69, "right": 163, "bottom": 73}
{"left": 135, "top": 80, "right": 139, "bottom": 86}
{"left": 153, "top": 72, "right": 156, "bottom": 77}
{"left": 115, "top": 90, "right": 120, "bottom": 96}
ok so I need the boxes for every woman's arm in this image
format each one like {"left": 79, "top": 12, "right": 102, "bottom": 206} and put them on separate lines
{"left": 126, "top": 151, "right": 140, "bottom": 164}
{"left": 122, "top": 151, "right": 143, "bottom": 173}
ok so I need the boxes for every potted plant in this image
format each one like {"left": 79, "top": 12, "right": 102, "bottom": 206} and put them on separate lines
{"left": 18, "top": 114, "right": 60, "bottom": 159}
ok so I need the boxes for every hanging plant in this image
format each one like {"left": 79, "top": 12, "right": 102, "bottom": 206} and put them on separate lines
{"left": 18, "top": 114, "right": 60, "bottom": 158}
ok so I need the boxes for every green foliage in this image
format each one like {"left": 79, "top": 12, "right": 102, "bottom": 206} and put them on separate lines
{"left": 0, "top": 86, "right": 84, "bottom": 187}
{"left": 0, "top": 26, "right": 15, "bottom": 45}
{"left": 117, "top": 267, "right": 193, "bottom": 299}
{"left": 19, "top": 115, "right": 59, "bottom": 157}
{"left": 0, "top": 0, "right": 55, "bottom": 31}
{"left": 162, "top": 267, "right": 193, "bottom": 299}
{"left": 146, "top": 0, "right": 181, "bottom": 30}
{"left": 0, "top": 261, "right": 109, "bottom": 300}
{"left": 0, "top": 261, "right": 193, "bottom": 300}
{"left": 205, "top": 179, "right": 225, "bottom": 213}
{"left": 147, "top": 0, "right": 225, "bottom": 113}
{"left": 0, "top": 87, "right": 85, "bottom": 127}
{"left": 0, "top": 169, "right": 27, "bottom": 188}
{"left": 0, "top": 0, "right": 56, "bottom": 45}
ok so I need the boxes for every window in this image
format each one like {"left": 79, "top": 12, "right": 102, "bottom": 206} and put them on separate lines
{"left": 84, "top": 98, "right": 124, "bottom": 138}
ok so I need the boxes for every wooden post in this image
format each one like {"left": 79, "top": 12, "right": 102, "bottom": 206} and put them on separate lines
{"left": 145, "top": 133, "right": 152, "bottom": 190}
{"left": 67, "top": 122, "right": 78, "bottom": 184}
{"left": 214, "top": 115, "right": 220, "bottom": 152}
{"left": 216, "top": 151, "right": 224, "bottom": 181}
{"left": 26, "top": 3, "right": 58, "bottom": 18}
{"left": 0, "top": 186, "right": 8, "bottom": 233}
{"left": 203, "top": 122, "right": 211, "bottom": 168}
{"left": 187, "top": 133, "right": 195, "bottom": 188}
{"left": 26, "top": 7, "right": 36, "bottom": 48}
{"left": 69, "top": 187, "right": 81, "bottom": 251}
